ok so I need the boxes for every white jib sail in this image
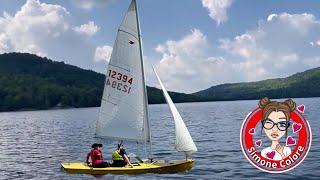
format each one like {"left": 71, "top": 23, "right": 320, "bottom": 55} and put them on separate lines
{"left": 153, "top": 67, "right": 197, "bottom": 153}
{"left": 96, "top": 0, "right": 149, "bottom": 142}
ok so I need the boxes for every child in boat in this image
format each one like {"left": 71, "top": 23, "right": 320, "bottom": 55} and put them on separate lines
{"left": 112, "top": 143, "right": 133, "bottom": 167}
{"left": 86, "top": 143, "right": 110, "bottom": 168}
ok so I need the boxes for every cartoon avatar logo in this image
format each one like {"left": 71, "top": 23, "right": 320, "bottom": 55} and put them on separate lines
{"left": 240, "top": 97, "right": 312, "bottom": 173}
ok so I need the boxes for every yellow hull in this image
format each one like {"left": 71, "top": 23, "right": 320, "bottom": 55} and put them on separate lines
{"left": 61, "top": 159, "right": 195, "bottom": 175}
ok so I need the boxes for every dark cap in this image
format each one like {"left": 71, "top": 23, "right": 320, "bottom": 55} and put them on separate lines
{"left": 91, "top": 143, "right": 103, "bottom": 148}
{"left": 117, "top": 143, "right": 123, "bottom": 149}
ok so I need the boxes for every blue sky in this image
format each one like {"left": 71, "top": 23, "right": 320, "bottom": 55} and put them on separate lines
{"left": 1, "top": 0, "right": 320, "bottom": 93}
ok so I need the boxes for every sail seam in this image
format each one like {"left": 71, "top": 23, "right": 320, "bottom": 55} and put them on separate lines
{"left": 102, "top": 99, "right": 117, "bottom": 106}
{"left": 118, "top": 28, "right": 139, "bottom": 41}
{"left": 108, "top": 63, "right": 130, "bottom": 72}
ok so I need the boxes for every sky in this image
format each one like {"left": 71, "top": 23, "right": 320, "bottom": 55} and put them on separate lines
{"left": 0, "top": 0, "right": 320, "bottom": 93}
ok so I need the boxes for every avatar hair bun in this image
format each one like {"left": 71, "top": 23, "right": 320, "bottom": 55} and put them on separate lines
{"left": 284, "top": 99, "right": 296, "bottom": 111}
{"left": 259, "top": 97, "right": 271, "bottom": 109}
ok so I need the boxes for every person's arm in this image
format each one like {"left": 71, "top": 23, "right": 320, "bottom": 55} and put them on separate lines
{"left": 123, "top": 154, "right": 133, "bottom": 167}
{"left": 86, "top": 151, "right": 91, "bottom": 163}
{"left": 100, "top": 150, "right": 104, "bottom": 160}
{"left": 111, "top": 152, "right": 113, "bottom": 162}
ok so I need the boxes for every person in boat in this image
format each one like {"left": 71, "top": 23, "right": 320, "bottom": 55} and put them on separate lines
{"left": 86, "top": 143, "right": 110, "bottom": 168}
{"left": 112, "top": 143, "right": 133, "bottom": 167}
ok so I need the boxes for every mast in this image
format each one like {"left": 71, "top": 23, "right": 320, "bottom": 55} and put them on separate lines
{"left": 134, "top": 0, "right": 153, "bottom": 160}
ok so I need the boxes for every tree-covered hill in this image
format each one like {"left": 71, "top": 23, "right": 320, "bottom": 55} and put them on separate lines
{"left": 1, "top": 52, "right": 319, "bottom": 112}
{"left": 193, "top": 67, "right": 320, "bottom": 101}
{"left": 0, "top": 53, "right": 198, "bottom": 111}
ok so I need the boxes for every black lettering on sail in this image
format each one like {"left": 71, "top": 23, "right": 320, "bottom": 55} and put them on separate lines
{"left": 106, "top": 78, "right": 111, "bottom": 86}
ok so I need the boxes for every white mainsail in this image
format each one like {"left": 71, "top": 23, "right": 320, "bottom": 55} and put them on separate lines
{"left": 153, "top": 67, "right": 197, "bottom": 153}
{"left": 96, "top": 0, "right": 150, "bottom": 142}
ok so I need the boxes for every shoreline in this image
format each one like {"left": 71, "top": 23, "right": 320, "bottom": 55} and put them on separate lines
{"left": 1, "top": 96, "right": 319, "bottom": 113}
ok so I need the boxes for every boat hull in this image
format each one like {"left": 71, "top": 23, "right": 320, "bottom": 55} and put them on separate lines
{"left": 61, "top": 159, "right": 195, "bottom": 175}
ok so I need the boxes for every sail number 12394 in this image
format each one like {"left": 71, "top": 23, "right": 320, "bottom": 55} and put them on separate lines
{"left": 106, "top": 69, "right": 133, "bottom": 94}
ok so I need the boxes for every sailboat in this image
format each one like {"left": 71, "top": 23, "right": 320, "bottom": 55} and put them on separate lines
{"left": 61, "top": 0, "right": 197, "bottom": 175}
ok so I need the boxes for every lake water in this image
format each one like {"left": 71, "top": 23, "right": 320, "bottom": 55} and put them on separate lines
{"left": 0, "top": 98, "right": 319, "bottom": 179}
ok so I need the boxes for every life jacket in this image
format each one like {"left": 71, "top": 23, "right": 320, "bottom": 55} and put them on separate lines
{"left": 90, "top": 149, "right": 104, "bottom": 165}
{"left": 112, "top": 150, "right": 124, "bottom": 161}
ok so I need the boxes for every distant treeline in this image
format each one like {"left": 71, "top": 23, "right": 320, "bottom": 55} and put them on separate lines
{"left": 0, "top": 53, "right": 198, "bottom": 111}
{"left": 193, "top": 67, "right": 320, "bottom": 101}
{"left": 0, "top": 53, "right": 319, "bottom": 112}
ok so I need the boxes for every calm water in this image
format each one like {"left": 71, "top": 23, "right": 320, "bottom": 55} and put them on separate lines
{"left": 0, "top": 98, "right": 319, "bottom": 179}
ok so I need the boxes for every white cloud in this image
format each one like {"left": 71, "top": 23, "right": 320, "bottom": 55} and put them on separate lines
{"left": 201, "top": 0, "right": 234, "bottom": 25}
{"left": 154, "top": 29, "right": 233, "bottom": 93}
{"left": 2, "top": 1, "right": 320, "bottom": 93}
{"left": 0, "top": 0, "right": 70, "bottom": 56}
{"left": 94, "top": 45, "right": 113, "bottom": 62}
{"left": 219, "top": 12, "right": 320, "bottom": 81}
{"left": 73, "top": 21, "right": 99, "bottom": 37}
{"left": 265, "top": 13, "right": 316, "bottom": 34}
{"left": 310, "top": 40, "right": 320, "bottom": 46}
{"left": 71, "top": 0, "right": 111, "bottom": 10}
{"left": 0, "top": 0, "right": 104, "bottom": 72}
{"left": 154, "top": 12, "right": 320, "bottom": 93}
{"left": 155, "top": 44, "right": 166, "bottom": 53}
{"left": 267, "top": 14, "right": 277, "bottom": 21}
